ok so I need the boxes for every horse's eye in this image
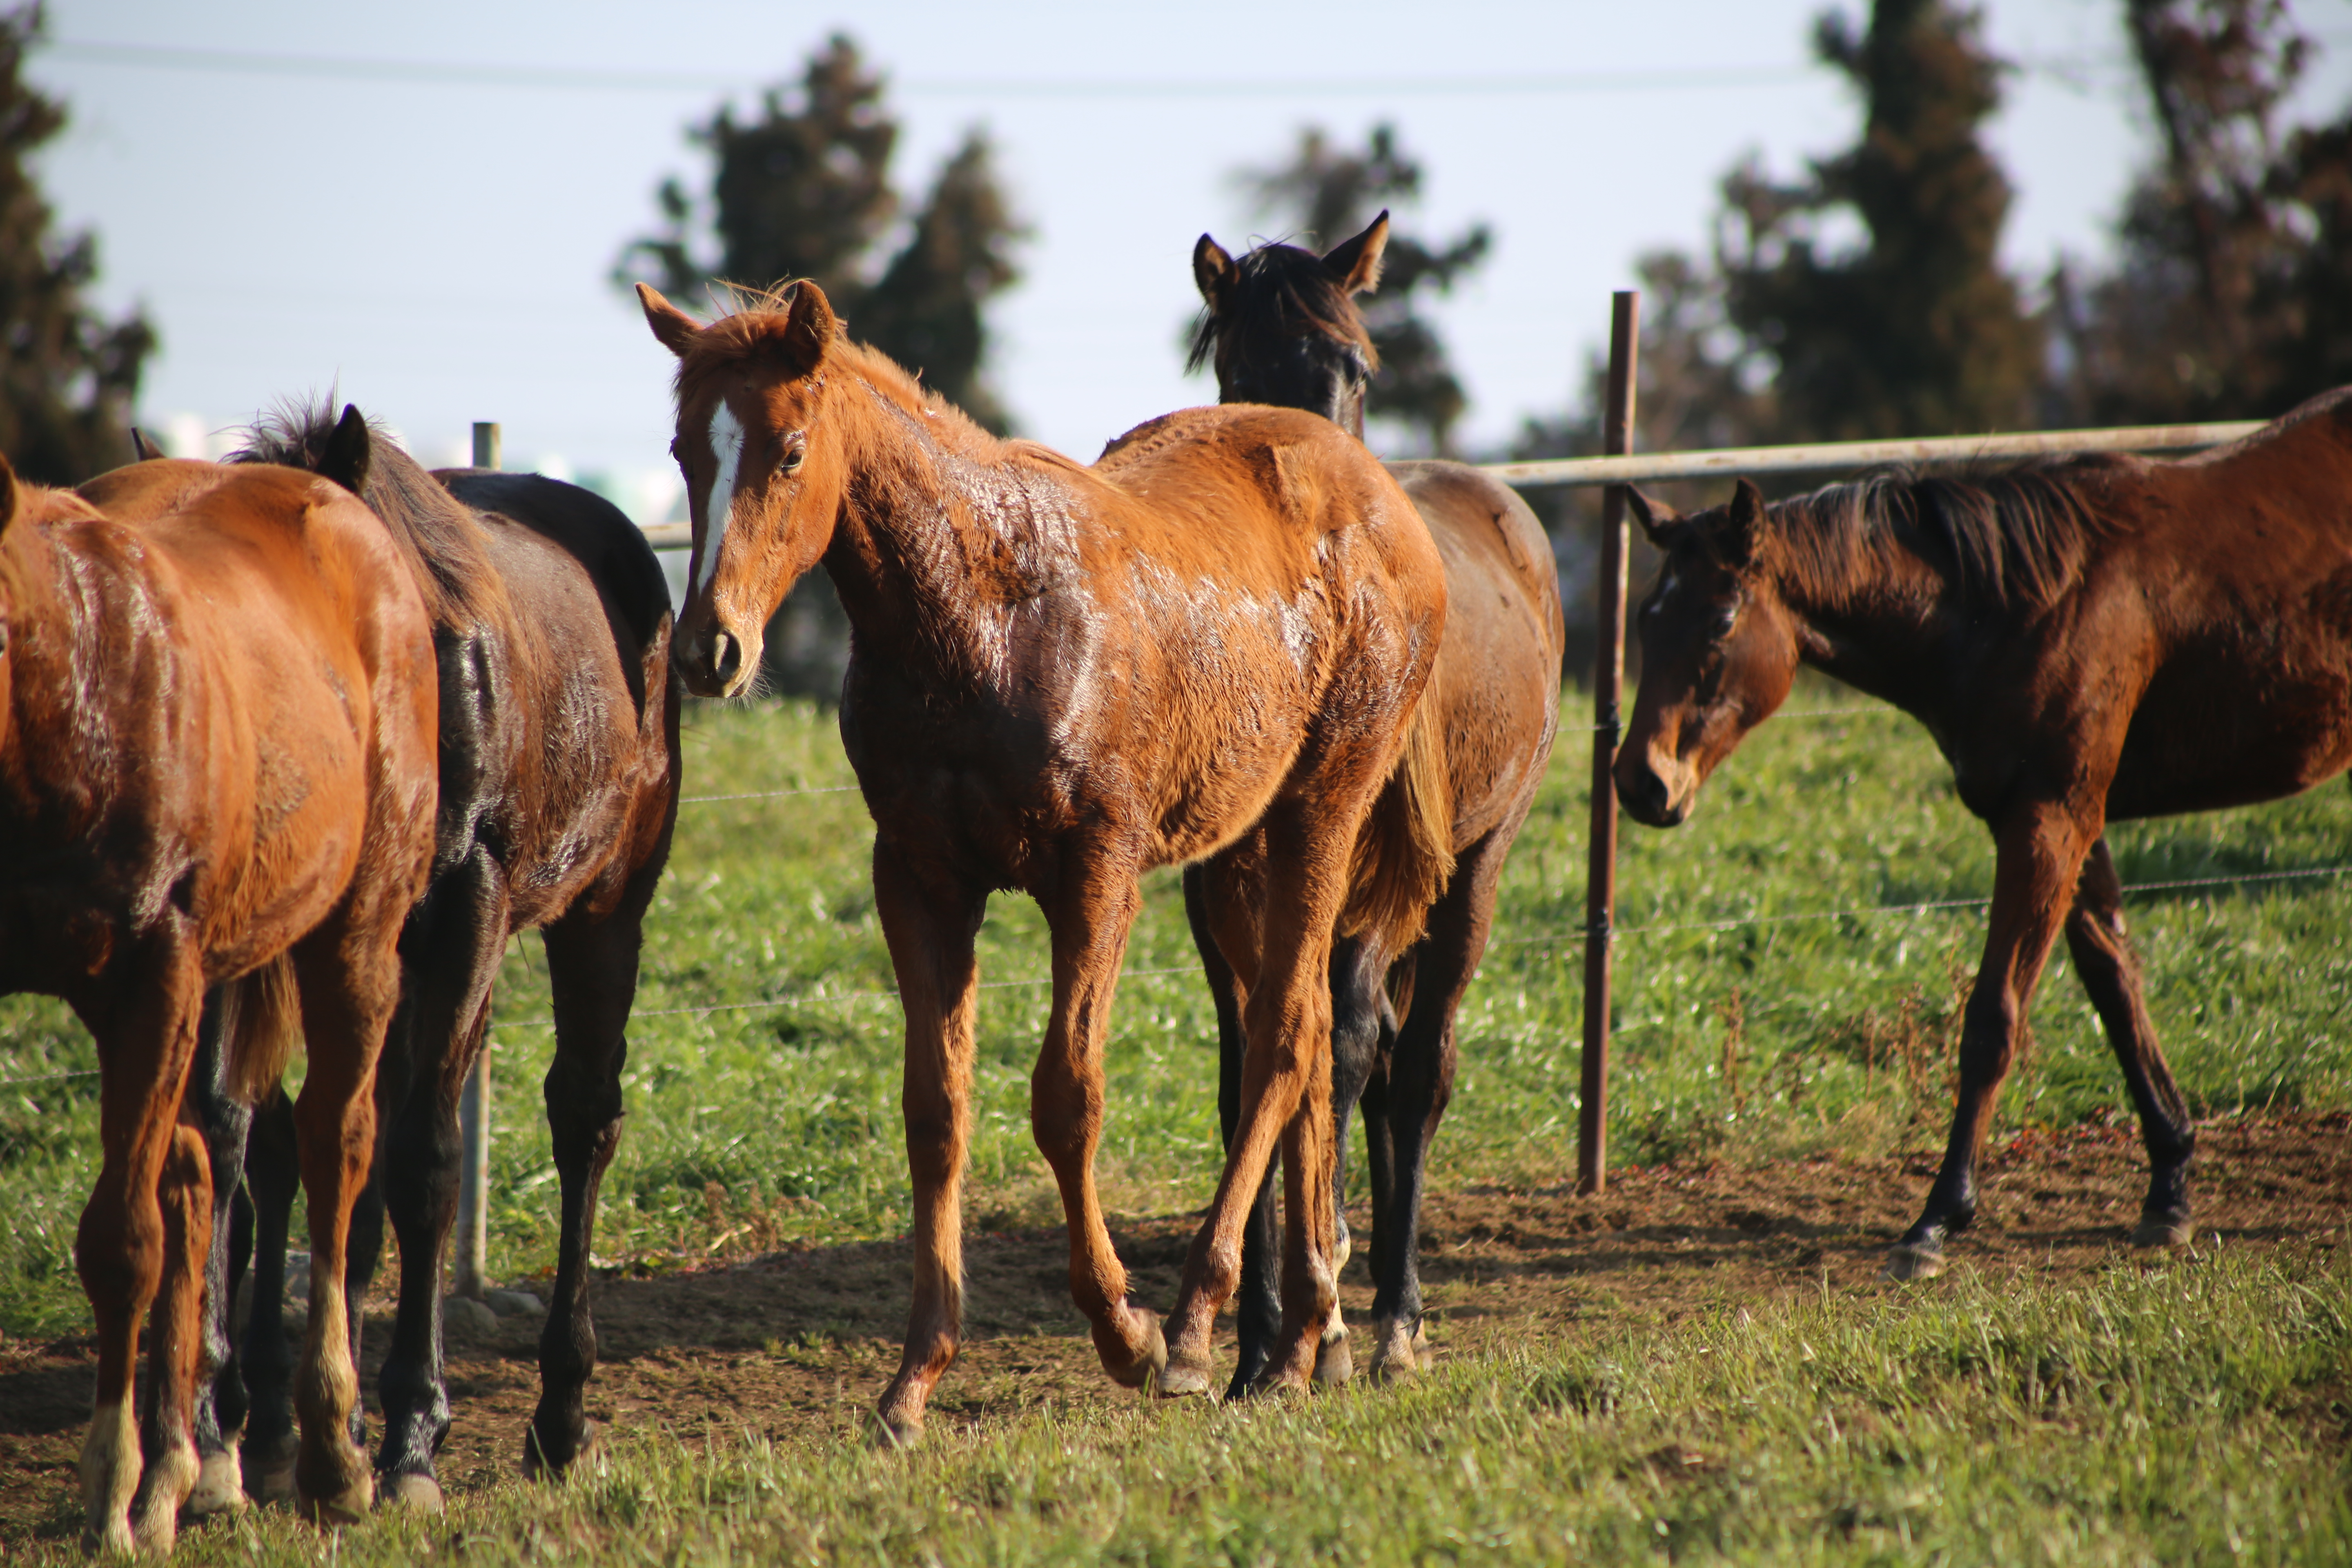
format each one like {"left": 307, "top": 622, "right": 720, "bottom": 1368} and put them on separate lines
{"left": 1715, "top": 607, "right": 1739, "bottom": 637}
{"left": 667, "top": 436, "right": 683, "bottom": 467}
{"left": 780, "top": 437, "right": 806, "bottom": 477}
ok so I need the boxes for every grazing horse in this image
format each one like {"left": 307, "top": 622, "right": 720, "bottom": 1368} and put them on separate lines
{"left": 0, "top": 455, "right": 437, "bottom": 1551}
{"left": 178, "top": 406, "right": 682, "bottom": 1511}
{"left": 1189, "top": 214, "right": 1565, "bottom": 1388}
{"left": 1614, "top": 388, "right": 2352, "bottom": 1279}
{"left": 637, "top": 276, "right": 1449, "bottom": 1429}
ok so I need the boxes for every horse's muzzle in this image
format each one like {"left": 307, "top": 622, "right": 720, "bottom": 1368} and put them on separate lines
{"left": 1615, "top": 755, "right": 1690, "bottom": 828}
{"left": 682, "top": 622, "right": 755, "bottom": 699}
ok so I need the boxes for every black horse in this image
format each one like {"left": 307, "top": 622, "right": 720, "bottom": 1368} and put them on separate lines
{"left": 1188, "top": 215, "right": 1566, "bottom": 1390}
{"left": 172, "top": 405, "right": 680, "bottom": 1515}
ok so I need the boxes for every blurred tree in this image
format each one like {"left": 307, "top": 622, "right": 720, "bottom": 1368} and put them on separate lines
{"left": 2045, "top": 0, "right": 2351, "bottom": 422}
{"left": 1239, "top": 124, "right": 1492, "bottom": 454}
{"left": 0, "top": 4, "right": 154, "bottom": 484}
{"left": 619, "top": 33, "right": 1025, "bottom": 432}
{"left": 1719, "top": 0, "right": 2042, "bottom": 441}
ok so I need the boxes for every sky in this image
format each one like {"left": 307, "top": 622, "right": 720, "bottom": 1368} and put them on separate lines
{"left": 27, "top": 0, "right": 2352, "bottom": 524}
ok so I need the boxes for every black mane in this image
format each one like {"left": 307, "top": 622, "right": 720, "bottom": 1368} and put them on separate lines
{"left": 1187, "top": 238, "right": 1377, "bottom": 375}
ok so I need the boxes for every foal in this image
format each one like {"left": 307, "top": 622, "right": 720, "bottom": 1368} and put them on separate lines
{"left": 639, "top": 278, "right": 1448, "bottom": 1428}
{"left": 0, "top": 456, "right": 437, "bottom": 1551}
{"left": 1190, "top": 214, "right": 1566, "bottom": 1387}
{"left": 1616, "top": 390, "right": 2352, "bottom": 1278}
{"left": 190, "top": 406, "right": 682, "bottom": 1509}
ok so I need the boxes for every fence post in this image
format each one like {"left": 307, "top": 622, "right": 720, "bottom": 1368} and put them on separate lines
{"left": 451, "top": 421, "right": 501, "bottom": 1302}
{"left": 1578, "top": 293, "right": 1639, "bottom": 1198}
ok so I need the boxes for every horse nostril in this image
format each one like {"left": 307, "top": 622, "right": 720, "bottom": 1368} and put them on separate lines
{"left": 1618, "top": 766, "right": 1672, "bottom": 820}
{"left": 709, "top": 630, "right": 742, "bottom": 684}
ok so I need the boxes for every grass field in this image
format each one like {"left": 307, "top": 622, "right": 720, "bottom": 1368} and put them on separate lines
{"left": 2, "top": 686, "right": 2347, "bottom": 1558}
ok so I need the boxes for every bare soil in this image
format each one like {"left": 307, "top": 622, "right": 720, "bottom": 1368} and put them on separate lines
{"left": 3, "top": 1111, "right": 2345, "bottom": 1548}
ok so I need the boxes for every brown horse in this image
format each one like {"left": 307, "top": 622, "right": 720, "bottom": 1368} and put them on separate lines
{"left": 0, "top": 455, "right": 437, "bottom": 1550}
{"left": 167, "top": 406, "right": 682, "bottom": 1513}
{"left": 1190, "top": 214, "right": 1566, "bottom": 1387}
{"left": 637, "top": 276, "right": 1448, "bottom": 1428}
{"left": 1615, "top": 388, "right": 2352, "bottom": 1279}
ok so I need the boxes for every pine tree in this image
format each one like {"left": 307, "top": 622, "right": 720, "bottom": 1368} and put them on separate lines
{"left": 0, "top": 4, "right": 154, "bottom": 484}
{"left": 618, "top": 34, "right": 1024, "bottom": 433}
{"left": 1720, "top": 0, "right": 2042, "bottom": 441}
{"left": 1240, "top": 124, "right": 1491, "bottom": 455}
{"left": 2046, "top": 0, "right": 2351, "bottom": 423}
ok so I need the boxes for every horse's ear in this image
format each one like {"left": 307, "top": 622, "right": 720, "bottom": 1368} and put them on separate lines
{"left": 1323, "top": 209, "right": 1389, "bottom": 295}
{"left": 318, "top": 404, "right": 372, "bottom": 494}
{"left": 129, "top": 426, "right": 162, "bottom": 462}
{"left": 775, "top": 279, "right": 837, "bottom": 372}
{"left": 0, "top": 453, "right": 16, "bottom": 540}
{"left": 1193, "top": 234, "right": 1237, "bottom": 311}
{"left": 1625, "top": 486, "right": 1680, "bottom": 546}
{"left": 637, "top": 282, "right": 702, "bottom": 357}
{"left": 1711, "top": 477, "right": 1765, "bottom": 570}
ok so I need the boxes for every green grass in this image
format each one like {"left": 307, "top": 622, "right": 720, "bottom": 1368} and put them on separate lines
{"left": 31, "top": 1237, "right": 2351, "bottom": 1565}
{"left": 4, "top": 686, "right": 2350, "bottom": 1332}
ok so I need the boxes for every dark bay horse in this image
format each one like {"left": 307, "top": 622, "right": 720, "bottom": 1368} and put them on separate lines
{"left": 1615, "top": 388, "right": 2352, "bottom": 1279}
{"left": 0, "top": 455, "right": 438, "bottom": 1550}
{"left": 637, "top": 277, "right": 1449, "bottom": 1428}
{"left": 1190, "top": 214, "right": 1566, "bottom": 1388}
{"left": 178, "top": 406, "right": 681, "bottom": 1511}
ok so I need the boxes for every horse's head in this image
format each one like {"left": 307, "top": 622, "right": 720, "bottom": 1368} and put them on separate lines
{"left": 1616, "top": 479, "right": 1807, "bottom": 827}
{"left": 639, "top": 278, "right": 845, "bottom": 699}
{"left": 1189, "top": 212, "right": 1388, "bottom": 434}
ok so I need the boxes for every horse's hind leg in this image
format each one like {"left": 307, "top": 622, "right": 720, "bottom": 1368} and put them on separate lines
{"left": 129, "top": 1114, "right": 213, "bottom": 1552}
{"left": 2065, "top": 836, "right": 2195, "bottom": 1246}
{"left": 72, "top": 926, "right": 205, "bottom": 1555}
{"left": 183, "top": 994, "right": 255, "bottom": 1521}
{"left": 286, "top": 926, "right": 404, "bottom": 1525}
{"left": 1368, "top": 827, "right": 1511, "bottom": 1379}
{"left": 1309, "top": 933, "right": 1392, "bottom": 1388}
{"left": 1187, "top": 858, "right": 1280, "bottom": 1400}
{"left": 530, "top": 876, "right": 655, "bottom": 1477}
{"left": 871, "top": 844, "right": 991, "bottom": 1444}
{"left": 376, "top": 855, "right": 511, "bottom": 1507}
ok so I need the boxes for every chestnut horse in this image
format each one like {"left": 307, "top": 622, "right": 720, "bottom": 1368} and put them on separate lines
{"left": 638, "top": 277, "right": 1448, "bottom": 1428}
{"left": 177, "top": 405, "right": 682, "bottom": 1511}
{"left": 0, "top": 455, "right": 437, "bottom": 1551}
{"left": 1189, "top": 214, "right": 1565, "bottom": 1388}
{"left": 1615, "top": 387, "right": 2352, "bottom": 1279}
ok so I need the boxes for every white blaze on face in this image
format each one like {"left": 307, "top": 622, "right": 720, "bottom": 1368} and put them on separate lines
{"left": 695, "top": 400, "right": 745, "bottom": 596}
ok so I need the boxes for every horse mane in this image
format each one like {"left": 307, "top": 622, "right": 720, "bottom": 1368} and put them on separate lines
{"left": 679, "top": 282, "right": 1085, "bottom": 478}
{"left": 1185, "top": 239, "right": 1379, "bottom": 376}
{"left": 1771, "top": 454, "right": 2136, "bottom": 612}
{"left": 229, "top": 401, "right": 505, "bottom": 628}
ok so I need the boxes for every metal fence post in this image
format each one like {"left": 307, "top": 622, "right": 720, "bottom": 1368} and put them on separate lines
{"left": 1578, "top": 293, "right": 1639, "bottom": 1198}
{"left": 451, "top": 420, "right": 501, "bottom": 1301}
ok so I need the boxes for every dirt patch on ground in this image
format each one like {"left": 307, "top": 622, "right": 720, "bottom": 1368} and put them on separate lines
{"left": 3, "top": 1112, "right": 2345, "bottom": 1547}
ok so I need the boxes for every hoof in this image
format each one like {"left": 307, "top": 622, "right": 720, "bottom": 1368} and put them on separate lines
{"left": 296, "top": 1472, "right": 374, "bottom": 1528}
{"left": 183, "top": 1447, "right": 249, "bottom": 1520}
{"left": 1317, "top": 1326, "right": 1354, "bottom": 1382}
{"left": 82, "top": 1517, "right": 136, "bottom": 1559}
{"left": 243, "top": 1436, "right": 298, "bottom": 1508}
{"left": 1103, "top": 1306, "right": 1168, "bottom": 1392}
{"left": 522, "top": 1418, "right": 599, "bottom": 1481}
{"left": 1882, "top": 1243, "right": 1945, "bottom": 1282}
{"left": 1367, "top": 1315, "right": 1420, "bottom": 1383}
{"left": 866, "top": 1408, "right": 923, "bottom": 1451}
{"left": 379, "top": 1471, "right": 445, "bottom": 1514}
{"left": 1156, "top": 1351, "right": 1215, "bottom": 1399}
{"left": 2131, "top": 1212, "right": 2193, "bottom": 1249}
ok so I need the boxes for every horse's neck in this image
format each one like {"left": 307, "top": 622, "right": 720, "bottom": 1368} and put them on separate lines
{"left": 1770, "top": 513, "right": 1951, "bottom": 716}
{"left": 822, "top": 383, "right": 1057, "bottom": 686}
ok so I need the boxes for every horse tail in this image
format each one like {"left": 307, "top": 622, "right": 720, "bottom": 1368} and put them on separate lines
{"left": 1340, "top": 692, "right": 1455, "bottom": 960}
{"left": 221, "top": 953, "right": 303, "bottom": 1105}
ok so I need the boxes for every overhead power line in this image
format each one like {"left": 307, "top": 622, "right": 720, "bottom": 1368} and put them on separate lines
{"left": 36, "top": 38, "right": 2175, "bottom": 100}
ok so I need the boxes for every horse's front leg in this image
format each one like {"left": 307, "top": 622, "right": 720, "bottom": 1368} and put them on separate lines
{"left": 2065, "top": 836, "right": 2196, "bottom": 1247}
{"left": 72, "top": 924, "right": 205, "bottom": 1556}
{"left": 1889, "top": 799, "right": 2097, "bottom": 1280}
{"left": 184, "top": 991, "right": 256, "bottom": 1522}
{"left": 1026, "top": 843, "right": 1167, "bottom": 1396}
{"left": 1165, "top": 800, "right": 1352, "bottom": 1397}
{"left": 870, "top": 843, "right": 990, "bottom": 1446}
